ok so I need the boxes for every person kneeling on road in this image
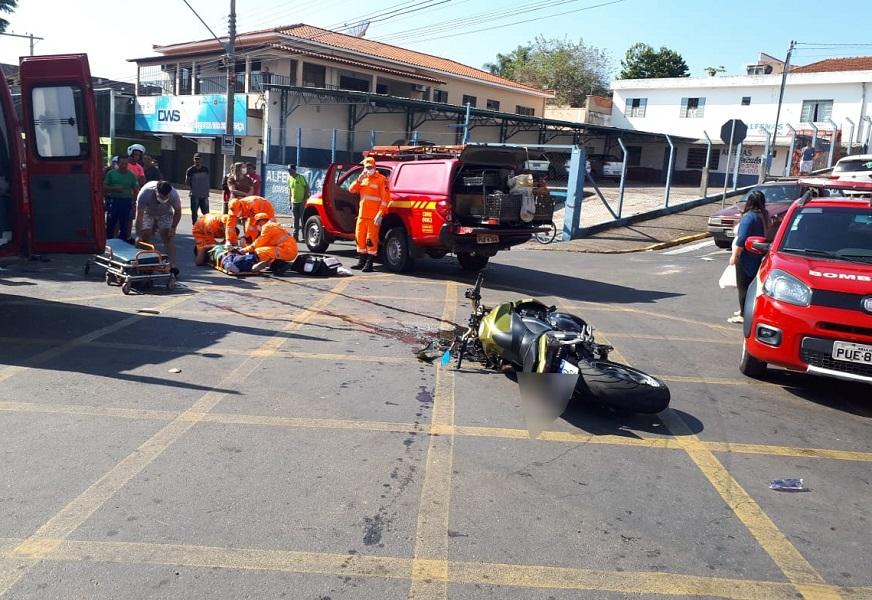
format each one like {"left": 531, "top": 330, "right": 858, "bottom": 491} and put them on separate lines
{"left": 237, "top": 212, "right": 298, "bottom": 272}
{"left": 135, "top": 180, "right": 182, "bottom": 276}
{"left": 226, "top": 195, "right": 276, "bottom": 246}
{"left": 192, "top": 213, "right": 232, "bottom": 266}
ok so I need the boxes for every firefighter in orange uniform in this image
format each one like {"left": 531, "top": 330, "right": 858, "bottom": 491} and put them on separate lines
{"left": 192, "top": 213, "right": 231, "bottom": 266}
{"left": 226, "top": 196, "right": 276, "bottom": 245}
{"left": 348, "top": 156, "right": 390, "bottom": 272}
{"left": 239, "top": 213, "right": 299, "bottom": 272}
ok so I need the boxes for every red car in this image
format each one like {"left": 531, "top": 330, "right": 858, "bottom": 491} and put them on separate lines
{"left": 302, "top": 145, "right": 552, "bottom": 272}
{"left": 707, "top": 182, "right": 801, "bottom": 248}
{"left": 740, "top": 178, "right": 872, "bottom": 384}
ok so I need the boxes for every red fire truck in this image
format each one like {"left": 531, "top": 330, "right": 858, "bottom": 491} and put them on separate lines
{"left": 302, "top": 145, "right": 554, "bottom": 272}
{"left": 0, "top": 54, "right": 104, "bottom": 260}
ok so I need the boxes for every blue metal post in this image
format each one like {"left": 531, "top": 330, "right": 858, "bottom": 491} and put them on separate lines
{"left": 785, "top": 124, "right": 796, "bottom": 176}
{"left": 663, "top": 134, "right": 675, "bottom": 208}
{"left": 411, "top": 130, "right": 419, "bottom": 145}
{"left": 732, "top": 142, "right": 742, "bottom": 190}
{"left": 760, "top": 127, "right": 771, "bottom": 183}
{"left": 331, "top": 128, "right": 337, "bottom": 163}
{"left": 462, "top": 103, "right": 471, "bottom": 144}
{"left": 617, "top": 137, "right": 628, "bottom": 218}
{"left": 295, "top": 127, "right": 302, "bottom": 167}
{"left": 562, "top": 146, "right": 586, "bottom": 240}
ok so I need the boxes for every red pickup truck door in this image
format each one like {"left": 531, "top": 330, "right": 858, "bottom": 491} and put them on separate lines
{"left": 19, "top": 54, "right": 104, "bottom": 253}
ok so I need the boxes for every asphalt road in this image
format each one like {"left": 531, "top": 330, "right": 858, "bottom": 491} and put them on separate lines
{"left": 0, "top": 231, "right": 870, "bottom": 600}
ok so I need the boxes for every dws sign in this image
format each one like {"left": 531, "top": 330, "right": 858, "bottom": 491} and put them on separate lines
{"left": 135, "top": 94, "right": 247, "bottom": 136}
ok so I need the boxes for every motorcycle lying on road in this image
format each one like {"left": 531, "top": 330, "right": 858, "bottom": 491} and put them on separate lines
{"left": 450, "top": 274, "right": 670, "bottom": 414}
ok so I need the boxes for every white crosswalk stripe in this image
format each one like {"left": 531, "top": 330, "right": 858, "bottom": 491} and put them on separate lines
{"left": 661, "top": 239, "right": 715, "bottom": 255}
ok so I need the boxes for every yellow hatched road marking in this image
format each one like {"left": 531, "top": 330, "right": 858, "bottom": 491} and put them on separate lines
{"left": 599, "top": 331, "right": 740, "bottom": 345}
{"left": 5, "top": 538, "right": 869, "bottom": 600}
{"left": 3, "top": 401, "right": 871, "bottom": 464}
{"left": 596, "top": 330, "right": 838, "bottom": 600}
{"left": 409, "top": 282, "right": 457, "bottom": 600}
{"left": 0, "top": 279, "right": 350, "bottom": 596}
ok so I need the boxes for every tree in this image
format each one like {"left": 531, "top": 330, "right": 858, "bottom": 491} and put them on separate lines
{"left": 483, "top": 45, "right": 532, "bottom": 80}
{"left": 704, "top": 66, "right": 726, "bottom": 77}
{"left": 0, "top": 0, "right": 18, "bottom": 33}
{"left": 618, "top": 43, "right": 689, "bottom": 79}
{"left": 484, "top": 36, "right": 610, "bottom": 107}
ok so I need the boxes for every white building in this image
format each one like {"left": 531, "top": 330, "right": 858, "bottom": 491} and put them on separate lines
{"left": 610, "top": 56, "right": 872, "bottom": 186}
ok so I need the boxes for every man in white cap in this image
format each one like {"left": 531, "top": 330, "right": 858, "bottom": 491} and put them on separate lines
{"left": 135, "top": 180, "right": 182, "bottom": 275}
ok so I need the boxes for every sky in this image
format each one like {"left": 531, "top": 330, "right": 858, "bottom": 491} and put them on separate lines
{"left": 1, "top": 0, "right": 871, "bottom": 85}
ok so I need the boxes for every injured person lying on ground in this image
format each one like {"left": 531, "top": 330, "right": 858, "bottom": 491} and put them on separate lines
{"left": 238, "top": 213, "right": 299, "bottom": 272}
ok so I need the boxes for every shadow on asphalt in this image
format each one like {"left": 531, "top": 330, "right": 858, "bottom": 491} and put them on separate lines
{"left": 764, "top": 370, "right": 872, "bottom": 418}
{"left": 562, "top": 403, "right": 703, "bottom": 439}
{"left": 0, "top": 293, "right": 327, "bottom": 394}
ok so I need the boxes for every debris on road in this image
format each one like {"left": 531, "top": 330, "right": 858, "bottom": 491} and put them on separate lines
{"left": 168, "top": 368, "right": 182, "bottom": 374}
{"left": 769, "top": 478, "right": 806, "bottom": 492}
{"left": 138, "top": 309, "right": 161, "bottom": 315}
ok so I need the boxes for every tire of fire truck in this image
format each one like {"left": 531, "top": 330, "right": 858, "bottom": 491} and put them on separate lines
{"left": 304, "top": 215, "right": 331, "bottom": 253}
{"left": 383, "top": 226, "right": 414, "bottom": 272}
{"left": 456, "top": 252, "right": 489, "bottom": 271}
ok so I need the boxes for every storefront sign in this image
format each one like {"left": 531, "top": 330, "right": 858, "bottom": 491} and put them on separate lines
{"left": 134, "top": 94, "right": 247, "bottom": 135}
{"left": 263, "top": 164, "right": 326, "bottom": 214}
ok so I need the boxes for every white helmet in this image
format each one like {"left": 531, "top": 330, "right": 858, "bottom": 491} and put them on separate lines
{"left": 127, "top": 143, "right": 146, "bottom": 156}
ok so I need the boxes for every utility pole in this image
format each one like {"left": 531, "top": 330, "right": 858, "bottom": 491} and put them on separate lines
{"left": 0, "top": 32, "right": 44, "bottom": 56}
{"left": 222, "top": 0, "right": 237, "bottom": 204}
{"left": 767, "top": 40, "right": 795, "bottom": 179}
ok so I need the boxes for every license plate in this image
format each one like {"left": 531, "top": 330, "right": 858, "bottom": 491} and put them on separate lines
{"left": 832, "top": 341, "right": 872, "bottom": 365}
{"left": 476, "top": 234, "right": 499, "bottom": 244}
{"left": 559, "top": 360, "right": 579, "bottom": 375}
{"left": 725, "top": 229, "right": 735, "bottom": 238}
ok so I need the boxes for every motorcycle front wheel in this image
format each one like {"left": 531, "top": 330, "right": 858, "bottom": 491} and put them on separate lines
{"left": 575, "top": 359, "right": 670, "bottom": 414}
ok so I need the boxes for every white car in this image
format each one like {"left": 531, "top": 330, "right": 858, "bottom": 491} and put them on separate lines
{"left": 832, "top": 154, "right": 872, "bottom": 182}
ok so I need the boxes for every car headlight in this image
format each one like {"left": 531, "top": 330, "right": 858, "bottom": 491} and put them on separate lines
{"left": 708, "top": 217, "right": 721, "bottom": 225}
{"left": 763, "top": 269, "right": 811, "bottom": 306}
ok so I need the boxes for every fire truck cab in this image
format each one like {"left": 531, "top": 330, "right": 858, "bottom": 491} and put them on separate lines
{"left": 303, "top": 145, "right": 554, "bottom": 272}
{"left": 0, "top": 54, "right": 104, "bottom": 260}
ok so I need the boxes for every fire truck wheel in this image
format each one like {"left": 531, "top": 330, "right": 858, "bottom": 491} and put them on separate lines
{"left": 384, "top": 226, "right": 414, "bottom": 272}
{"left": 305, "top": 215, "right": 330, "bottom": 253}
{"left": 456, "top": 252, "right": 489, "bottom": 271}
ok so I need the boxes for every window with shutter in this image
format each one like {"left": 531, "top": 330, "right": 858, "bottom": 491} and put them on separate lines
{"left": 800, "top": 100, "right": 834, "bottom": 123}
{"left": 679, "top": 97, "right": 688, "bottom": 118}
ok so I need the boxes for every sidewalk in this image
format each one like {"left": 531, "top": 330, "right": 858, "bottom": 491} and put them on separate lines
{"left": 526, "top": 201, "right": 723, "bottom": 253}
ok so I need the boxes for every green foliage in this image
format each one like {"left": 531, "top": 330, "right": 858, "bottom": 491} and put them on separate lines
{"left": 484, "top": 36, "right": 611, "bottom": 107}
{"left": 0, "top": 0, "right": 18, "bottom": 33}
{"left": 619, "top": 43, "right": 690, "bottom": 79}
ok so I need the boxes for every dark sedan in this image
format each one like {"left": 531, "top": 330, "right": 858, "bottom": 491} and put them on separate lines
{"left": 707, "top": 182, "right": 802, "bottom": 248}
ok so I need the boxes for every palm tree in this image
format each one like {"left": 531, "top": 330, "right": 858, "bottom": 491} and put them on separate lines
{"left": 0, "top": 0, "right": 19, "bottom": 34}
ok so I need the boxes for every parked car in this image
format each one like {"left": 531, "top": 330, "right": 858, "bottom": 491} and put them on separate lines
{"left": 303, "top": 144, "right": 553, "bottom": 272}
{"left": 587, "top": 154, "right": 623, "bottom": 179}
{"left": 739, "top": 178, "right": 872, "bottom": 384}
{"left": 707, "top": 182, "right": 802, "bottom": 248}
{"left": 831, "top": 154, "right": 872, "bottom": 182}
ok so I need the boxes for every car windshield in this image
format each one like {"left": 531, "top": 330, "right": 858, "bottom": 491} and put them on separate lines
{"left": 833, "top": 159, "right": 872, "bottom": 173}
{"left": 781, "top": 206, "right": 872, "bottom": 262}
{"left": 741, "top": 184, "right": 801, "bottom": 204}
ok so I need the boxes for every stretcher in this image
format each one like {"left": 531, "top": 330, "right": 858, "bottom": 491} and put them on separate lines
{"left": 85, "top": 239, "right": 176, "bottom": 294}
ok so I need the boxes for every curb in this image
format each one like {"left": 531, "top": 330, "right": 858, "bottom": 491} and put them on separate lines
{"left": 639, "top": 232, "right": 711, "bottom": 252}
{"left": 523, "top": 232, "right": 712, "bottom": 254}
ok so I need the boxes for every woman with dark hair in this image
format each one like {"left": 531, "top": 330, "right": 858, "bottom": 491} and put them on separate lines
{"left": 728, "top": 190, "right": 768, "bottom": 323}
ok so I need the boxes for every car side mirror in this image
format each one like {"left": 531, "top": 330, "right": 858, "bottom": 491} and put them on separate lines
{"left": 745, "top": 236, "right": 770, "bottom": 254}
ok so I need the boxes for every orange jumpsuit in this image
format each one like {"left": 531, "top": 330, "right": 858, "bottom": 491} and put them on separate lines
{"left": 192, "top": 214, "right": 229, "bottom": 252}
{"left": 226, "top": 196, "right": 276, "bottom": 244}
{"left": 349, "top": 170, "right": 390, "bottom": 255}
{"left": 240, "top": 221, "right": 298, "bottom": 263}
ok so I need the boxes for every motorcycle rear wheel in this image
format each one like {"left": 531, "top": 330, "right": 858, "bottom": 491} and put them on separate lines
{"left": 575, "top": 359, "right": 670, "bottom": 414}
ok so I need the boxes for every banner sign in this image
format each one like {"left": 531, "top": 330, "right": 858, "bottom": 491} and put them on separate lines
{"left": 263, "top": 164, "right": 326, "bottom": 214}
{"left": 134, "top": 94, "right": 247, "bottom": 135}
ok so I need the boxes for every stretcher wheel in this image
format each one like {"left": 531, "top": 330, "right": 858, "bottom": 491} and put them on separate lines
{"left": 83, "top": 261, "right": 90, "bottom": 275}
{"left": 166, "top": 276, "right": 176, "bottom": 290}
{"left": 121, "top": 282, "right": 132, "bottom": 295}
{"left": 105, "top": 273, "right": 114, "bottom": 286}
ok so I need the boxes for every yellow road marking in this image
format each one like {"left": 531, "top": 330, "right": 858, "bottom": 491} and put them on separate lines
{"left": 595, "top": 330, "right": 837, "bottom": 600}
{"left": 599, "top": 331, "right": 740, "bottom": 345}
{"left": 0, "top": 294, "right": 193, "bottom": 385}
{"left": 0, "top": 279, "right": 349, "bottom": 595}
{"left": 409, "top": 282, "right": 457, "bottom": 600}
{"left": 563, "top": 301, "right": 736, "bottom": 336}
{"left": 4, "top": 401, "right": 872, "bottom": 465}
{"left": 661, "top": 411, "right": 835, "bottom": 599}
{"left": 659, "top": 375, "right": 768, "bottom": 387}
{"left": 5, "top": 538, "right": 868, "bottom": 600}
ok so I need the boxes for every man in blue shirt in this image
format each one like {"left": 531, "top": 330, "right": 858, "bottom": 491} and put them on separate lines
{"left": 728, "top": 190, "right": 767, "bottom": 323}
{"left": 800, "top": 143, "right": 815, "bottom": 175}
